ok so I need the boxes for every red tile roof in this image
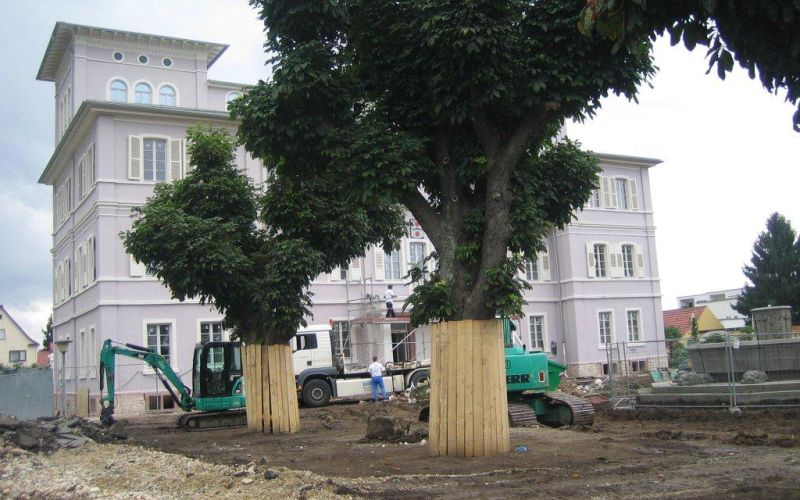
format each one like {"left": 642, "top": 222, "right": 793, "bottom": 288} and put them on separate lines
{"left": 663, "top": 306, "right": 707, "bottom": 335}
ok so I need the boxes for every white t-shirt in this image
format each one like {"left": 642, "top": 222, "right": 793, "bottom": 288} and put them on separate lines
{"left": 368, "top": 361, "right": 384, "bottom": 377}
{"left": 384, "top": 289, "right": 394, "bottom": 304}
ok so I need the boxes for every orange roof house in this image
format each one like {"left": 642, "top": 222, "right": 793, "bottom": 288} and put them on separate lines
{"left": 663, "top": 306, "right": 724, "bottom": 337}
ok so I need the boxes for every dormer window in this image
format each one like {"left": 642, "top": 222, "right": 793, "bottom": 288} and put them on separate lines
{"left": 113, "top": 51, "right": 124, "bottom": 61}
{"left": 159, "top": 85, "right": 176, "bottom": 106}
{"left": 138, "top": 54, "right": 149, "bottom": 65}
{"left": 226, "top": 91, "right": 241, "bottom": 103}
{"left": 135, "top": 83, "right": 152, "bottom": 104}
{"left": 110, "top": 80, "right": 128, "bottom": 102}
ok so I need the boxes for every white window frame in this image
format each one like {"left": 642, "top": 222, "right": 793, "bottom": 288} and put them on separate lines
{"left": 525, "top": 258, "right": 539, "bottom": 281}
{"left": 142, "top": 319, "right": 178, "bottom": 372}
{"left": 107, "top": 76, "right": 130, "bottom": 103}
{"left": 598, "top": 309, "right": 615, "bottom": 348}
{"left": 9, "top": 350, "right": 26, "bottom": 363}
{"left": 88, "top": 326, "right": 97, "bottom": 379}
{"left": 195, "top": 318, "right": 229, "bottom": 344}
{"left": 527, "top": 313, "right": 548, "bottom": 352}
{"left": 593, "top": 243, "right": 608, "bottom": 278}
{"left": 384, "top": 248, "right": 403, "bottom": 281}
{"left": 331, "top": 319, "right": 352, "bottom": 360}
{"left": 615, "top": 177, "right": 629, "bottom": 210}
{"left": 142, "top": 136, "right": 169, "bottom": 182}
{"left": 408, "top": 241, "right": 426, "bottom": 271}
{"left": 132, "top": 79, "right": 154, "bottom": 104}
{"left": 225, "top": 91, "right": 242, "bottom": 103}
{"left": 620, "top": 243, "right": 636, "bottom": 278}
{"left": 157, "top": 83, "right": 179, "bottom": 106}
{"left": 587, "top": 188, "right": 600, "bottom": 208}
{"left": 626, "top": 308, "right": 643, "bottom": 344}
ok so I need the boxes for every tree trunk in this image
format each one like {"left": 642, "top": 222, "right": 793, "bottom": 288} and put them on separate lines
{"left": 429, "top": 319, "right": 509, "bottom": 457}
{"left": 241, "top": 343, "right": 301, "bottom": 434}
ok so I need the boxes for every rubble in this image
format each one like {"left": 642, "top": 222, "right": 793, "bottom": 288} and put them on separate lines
{"left": 676, "top": 372, "right": 715, "bottom": 386}
{"left": 364, "top": 414, "right": 427, "bottom": 443}
{"left": 0, "top": 415, "right": 126, "bottom": 452}
{"left": 741, "top": 370, "right": 768, "bottom": 384}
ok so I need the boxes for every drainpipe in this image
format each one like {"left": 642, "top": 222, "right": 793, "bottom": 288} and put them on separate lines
{"left": 553, "top": 233, "right": 568, "bottom": 365}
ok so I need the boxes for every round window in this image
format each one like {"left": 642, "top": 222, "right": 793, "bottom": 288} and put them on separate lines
{"left": 162, "top": 57, "right": 173, "bottom": 67}
{"left": 113, "top": 51, "right": 124, "bottom": 61}
{"left": 138, "top": 54, "right": 149, "bottom": 65}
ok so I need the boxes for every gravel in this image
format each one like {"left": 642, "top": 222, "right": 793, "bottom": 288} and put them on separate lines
{"left": 0, "top": 440, "right": 350, "bottom": 499}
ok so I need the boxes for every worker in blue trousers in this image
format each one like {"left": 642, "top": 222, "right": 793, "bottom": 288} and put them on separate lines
{"left": 368, "top": 356, "right": 388, "bottom": 401}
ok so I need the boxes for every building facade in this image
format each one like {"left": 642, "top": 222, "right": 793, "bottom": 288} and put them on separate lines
{"left": 38, "top": 23, "right": 664, "bottom": 414}
{"left": 678, "top": 288, "right": 746, "bottom": 330}
{"left": 0, "top": 305, "right": 40, "bottom": 367}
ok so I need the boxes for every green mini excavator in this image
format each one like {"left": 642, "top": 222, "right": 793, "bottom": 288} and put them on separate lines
{"left": 420, "top": 319, "right": 594, "bottom": 427}
{"left": 99, "top": 339, "right": 247, "bottom": 430}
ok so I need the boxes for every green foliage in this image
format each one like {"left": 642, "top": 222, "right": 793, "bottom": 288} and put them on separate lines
{"left": 42, "top": 314, "right": 53, "bottom": 351}
{"left": 664, "top": 326, "right": 682, "bottom": 340}
{"left": 734, "top": 213, "right": 800, "bottom": 323}
{"left": 690, "top": 316, "right": 700, "bottom": 343}
{"left": 702, "top": 333, "right": 727, "bottom": 344}
{"left": 235, "top": 0, "right": 652, "bottom": 322}
{"left": 668, "top": 342, "right": 689, "bottom": 369}
{"left": 123, "top": 126, "right": 328, "bottom": 344}
{"left": 582, "top": 1, "right": 800, "bottom": 131}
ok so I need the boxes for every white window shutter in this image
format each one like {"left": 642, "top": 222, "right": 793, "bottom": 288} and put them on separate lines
{"left": 330, "top": 267, "right": 341, "bottom": 282}
{"left": 586, "top": 242, "right": 596, "bottom": 278}
{"left": 607, "top": 178, "right": 618, "bottom": 208}
{"left": 635, "top": 244, "right": 645, "bottom": 277}
{"left": 374, "top": 247, "right": 385, "bottom": 281}
{"left": 169, "top": 139, "right": 183, "bottom": 181}
{"left": 349, "top": 258, "right": 362, "bottom": 281}
{"left": 74, "top": 248, "right": 81, "bottom": 292}
{"left": 129, "top": 255, "right": 144, "bottom": 277}
{"left": 600, "top": 177, "right": 610, "bottom": 208}
{"left": 184, "top": 140, "right": 193, "bottom": 174}
{"left": 628, "top": 179, "right": 639, "bottom": 210}
{"left": 88, "top": 237, "right": 95, "bottom": 284}
{"left": 128, "top": 136, "right": 143, "bottom": 180}
{"left": 81, "top": 243, "right": 89, "bottom": 288}
{"left": 87, "top": 145, "right": 94, "bottom": 191}
{"left": 609, "top": 243, "right": 623, "bottom": 278}
{"left": 77, "top": 154, "right": 84, "bottom": 199}
{"left": 540, "top": 252, "right": 551, "bottom": 281}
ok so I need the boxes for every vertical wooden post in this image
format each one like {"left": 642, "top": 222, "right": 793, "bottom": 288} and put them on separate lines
{"left": 429, "top": 319, "right": 509, "bottom": 457}
{"left": 242, "top": 343, "right": 300, "bottom": 434}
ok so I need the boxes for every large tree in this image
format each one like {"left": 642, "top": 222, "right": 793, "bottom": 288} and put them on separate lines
{"left": 227, "top": 0, "right": 800, "bottom": 455}
{"left": 734, "top": 213, "right": 800, "bottom": 322}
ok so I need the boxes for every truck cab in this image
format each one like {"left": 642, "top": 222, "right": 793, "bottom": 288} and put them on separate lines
{"left": 292, "top": 324, "right": 335, "bottom": 374}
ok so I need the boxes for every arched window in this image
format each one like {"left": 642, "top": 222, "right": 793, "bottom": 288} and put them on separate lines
{"left": 226, "top": 91, "right": 241, "bottom": 103}
{"left": 110, "top": 80, "right": 128, "bottom": 102}
{"left": 159, "top": 85, "right": 176, "bottom": 106}
{"left": 134, "top": 83, "right": 152, "bottom": 104}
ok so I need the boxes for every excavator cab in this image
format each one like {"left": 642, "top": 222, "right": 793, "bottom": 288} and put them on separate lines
{"left": 191, "top": 341, "right": 246, "bottom": 411}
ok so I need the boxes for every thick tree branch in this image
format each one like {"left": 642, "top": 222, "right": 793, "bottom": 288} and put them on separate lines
{"left": 471, "top": 107, "right": 502, "bottom": 160}
{"left": 401, "top": 189, "right": 444, "bottom": 250}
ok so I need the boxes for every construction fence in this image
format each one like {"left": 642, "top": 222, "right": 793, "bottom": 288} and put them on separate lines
{"left": 605, "top": 332, "right": 800, "bottom": 411}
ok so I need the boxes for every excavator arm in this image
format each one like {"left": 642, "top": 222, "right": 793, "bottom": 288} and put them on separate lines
{"left": 99, "top": 339, "right": 193, "bottom": 425}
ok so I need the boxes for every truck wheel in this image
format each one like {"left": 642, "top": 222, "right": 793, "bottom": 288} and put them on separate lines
{"left": 302, "top": 379, "right": 332, "bottom": 407}
{"left": 408, "top": 369, "right": 430, "bottom": 388}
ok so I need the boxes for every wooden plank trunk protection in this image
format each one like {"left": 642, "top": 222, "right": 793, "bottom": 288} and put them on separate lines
{"left": 429, "top": 320, "right": 509, "bottom": 457}
{"left": 242, "top": 343, "right": 300, "bottom": 434}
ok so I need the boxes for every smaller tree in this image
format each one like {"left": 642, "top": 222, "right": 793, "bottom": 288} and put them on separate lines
{"left": 41, "top": 314, "right": 53, "bottom": 351}
{"left": 734, "top": 213, "right": 800, "bottom": 323}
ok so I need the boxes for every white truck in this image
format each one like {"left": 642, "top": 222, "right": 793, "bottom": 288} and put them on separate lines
{"left": 292, "top": 324, "right": 431, "bottom": 406}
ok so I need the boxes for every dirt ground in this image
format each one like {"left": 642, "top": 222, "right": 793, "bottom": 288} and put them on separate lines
{"left": 111, "top": 402, "right": 800, "bottom": 499}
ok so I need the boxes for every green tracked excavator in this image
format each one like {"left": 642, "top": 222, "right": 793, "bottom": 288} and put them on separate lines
{"left": 99, "top": 339, "right": 247, "bottom": 431}
{"left": 420, "top": 319, "right": 594, "bottom": 427}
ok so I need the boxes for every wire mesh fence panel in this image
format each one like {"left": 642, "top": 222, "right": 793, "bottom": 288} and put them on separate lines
{"left": 603, "top": 332, "right": 800, "bottom": 411}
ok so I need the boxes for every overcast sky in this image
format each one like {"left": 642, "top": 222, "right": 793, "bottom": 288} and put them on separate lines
{"left": 1, "top": 1, "right": 798, "bottom": 342}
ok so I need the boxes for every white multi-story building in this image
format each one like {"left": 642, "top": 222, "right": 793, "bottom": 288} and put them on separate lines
{"left": 678, "top": 289, "right": 746, "bottom": 330}
{"left": 38, "top": 23, "right": 664, "bottom": 415}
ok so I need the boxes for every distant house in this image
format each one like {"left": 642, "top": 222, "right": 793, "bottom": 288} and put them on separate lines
{"left": 663, "top": 306, "right": 724, "bottom": 338}
{"left": 0, "top": 305, "right": 40, "bottom": 366}
{"left": 677, "top": 289, "right": 746, "bottom": 330}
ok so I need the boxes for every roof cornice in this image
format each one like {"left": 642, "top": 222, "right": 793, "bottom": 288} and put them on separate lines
{"left": 38, "top": 100, "right": 236, "bottom": 185}
{"left": 592, "top": 151, "right": 662, "bottom": 168}
{"left": 37, "top": 22, "right": 229, "bottom": 82}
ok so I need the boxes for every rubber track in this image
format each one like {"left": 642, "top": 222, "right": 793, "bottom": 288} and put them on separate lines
{"left": 508, "top": 402, "right": 539, "bottom": 427}
{"left": 546, "top": 392, "right": 595, "bottom": 427}
{"left": 177, "top": 410, "right": 248, "bottom": 431}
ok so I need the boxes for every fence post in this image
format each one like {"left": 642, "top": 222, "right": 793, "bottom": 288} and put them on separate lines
{"left": 605, "top": 343, "right": 613, "bottom": 407}
{"left": 725, "top": 335, "right": 740, "bottom": 414}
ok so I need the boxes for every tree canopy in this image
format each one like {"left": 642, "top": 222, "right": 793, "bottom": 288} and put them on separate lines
{"left": 581, "top": 0, "right": 800, "bottom": 131}
{"left": 734, "top": 213, "right": 800, "bottom": 323}
{"left": 232, "top": 0, "right": 657, "bottom": 323}
{"left": 122, "top": 127, "right": 403, "bottom": 343}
